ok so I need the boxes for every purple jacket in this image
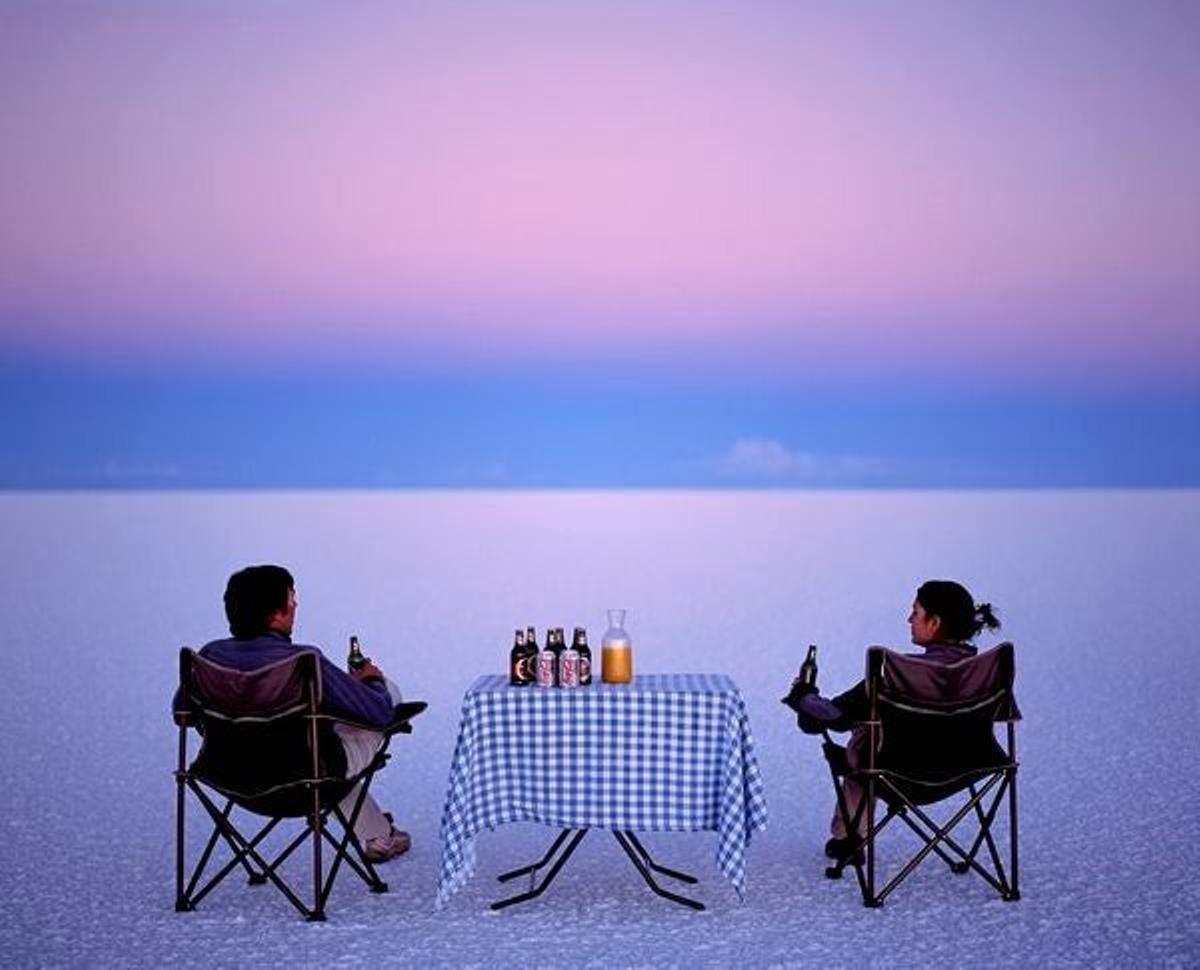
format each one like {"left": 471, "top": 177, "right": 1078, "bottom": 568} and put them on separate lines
{"left": 173, "top": 631, "right": 395, "bottom": 728}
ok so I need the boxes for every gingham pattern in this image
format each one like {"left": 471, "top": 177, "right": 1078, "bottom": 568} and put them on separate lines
{"left": 436, "top": 674, "right": 768, "bottom": 907}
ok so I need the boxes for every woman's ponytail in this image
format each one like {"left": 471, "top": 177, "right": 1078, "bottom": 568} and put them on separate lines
{"left": 974, "top": 602, "right": 1001, "bottom": 633}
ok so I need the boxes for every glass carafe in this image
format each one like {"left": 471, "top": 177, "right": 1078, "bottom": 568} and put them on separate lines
{"left": 601, "top": 609, "right": 633, "bottom": 684}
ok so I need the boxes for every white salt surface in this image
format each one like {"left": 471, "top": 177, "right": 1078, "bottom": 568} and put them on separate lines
{"left": 1, "top": 490, "right": 1197, "bottom": 968}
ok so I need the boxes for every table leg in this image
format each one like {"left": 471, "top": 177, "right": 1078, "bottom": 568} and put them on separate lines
{"left": 491, "top": 828, "right": 705, "bottom": 912}
{"left": 496, "top": 828, "right": 574, "bottom": 884}
{"left": 621, "top": 831, "right": 700, "bottom": 885}
{"left": 613, "top": 832, "right": 705, "bottom": 911}
{"left": 490, "top": 829, "right": 587, "bottom": 911}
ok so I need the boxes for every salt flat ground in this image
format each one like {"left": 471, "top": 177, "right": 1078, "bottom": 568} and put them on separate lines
{"left": 0, "top": 490, "right": 1196, "bottom": 969}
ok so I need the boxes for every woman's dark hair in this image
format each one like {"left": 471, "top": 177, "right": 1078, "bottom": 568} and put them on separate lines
{"left": 916, "top": 579, "right": 1000, "bottom": 643}
{"left": 224, "top": 565, "right": 294, "bottom": 639}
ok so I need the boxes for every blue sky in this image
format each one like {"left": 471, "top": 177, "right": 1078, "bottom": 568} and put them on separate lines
{"left": 3, "top": 358, "right": 1196, "bottom": 488}
{"left": 2, "top": 3, "right": 1198, "bottom": 488}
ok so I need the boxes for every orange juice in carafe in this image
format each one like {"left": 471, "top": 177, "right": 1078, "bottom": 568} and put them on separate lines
{"left": 601, "top": 609, "right": 633, "bottom": 684}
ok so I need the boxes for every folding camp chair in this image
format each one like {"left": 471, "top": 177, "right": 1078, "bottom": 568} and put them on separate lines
{"left": 173, "top": 647, "right": 413, "bottom": 921}
{"left": 820, "top": 642, "right": 1020, "bottom": 907}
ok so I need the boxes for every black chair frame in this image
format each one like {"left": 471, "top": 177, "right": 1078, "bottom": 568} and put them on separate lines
{"left": 823, "top": 645, "right": 1020, "bottom": 908}
{"left": 173, "top": 648, "right": 411, "bottom": 921}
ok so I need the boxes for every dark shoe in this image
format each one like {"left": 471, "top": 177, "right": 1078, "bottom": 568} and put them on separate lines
{"left": 824, "top": 836, "right": 864, "bottom": 865}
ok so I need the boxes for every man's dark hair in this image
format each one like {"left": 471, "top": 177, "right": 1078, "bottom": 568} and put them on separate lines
{"left": 224, "top": 565, "right": 294, "bottom": 639}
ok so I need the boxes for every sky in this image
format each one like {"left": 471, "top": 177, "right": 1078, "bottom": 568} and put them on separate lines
{"left": 2, "top": 1, "right": 1198, "bottom": 488}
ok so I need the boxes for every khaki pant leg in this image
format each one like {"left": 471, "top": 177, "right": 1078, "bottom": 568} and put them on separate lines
{"left": 334, "top": 678, "right": 403, "bottom": 841}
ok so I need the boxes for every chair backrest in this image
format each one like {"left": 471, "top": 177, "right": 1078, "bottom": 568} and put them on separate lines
{"left": 862, "top": 642, "right": 1018, "bottom": 792}
{"left": 182, "top": 647, "right": 321, "bottom": 720}
{"left": 872, "top": 642, "right": 1018, "bottom": 721}
{"left": 178, "top": 648, "right": 347, "bottom": 813}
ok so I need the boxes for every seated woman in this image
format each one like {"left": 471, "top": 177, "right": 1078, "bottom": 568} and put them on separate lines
{"left": 786, "top": 579, "right": 1001, "bottom": 863}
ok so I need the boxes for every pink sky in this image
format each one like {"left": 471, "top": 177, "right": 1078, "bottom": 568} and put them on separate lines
{"left": 1, "top": 2, "right": 1197, "bottom": 385}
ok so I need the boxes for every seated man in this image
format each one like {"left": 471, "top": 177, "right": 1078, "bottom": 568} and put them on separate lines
{"left": 174, "top": 564, "right": 410, "bottom": 863}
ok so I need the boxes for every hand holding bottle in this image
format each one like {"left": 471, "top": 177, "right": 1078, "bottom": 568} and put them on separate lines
{"left": 351, "top": 659, "right": 385, "bottom": 683}
{"left": 782, "top": 645, "right": 819, "bottom": 707}
{"left": 348, "top": 635, "right": 384, "bottom": 683}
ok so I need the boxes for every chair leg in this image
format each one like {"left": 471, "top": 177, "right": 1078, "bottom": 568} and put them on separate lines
{"left": 317, "top": 747, "right": 395, "bottom": 906}
{"left": 1008, "top": 766, "right": 1020, "bottom": 900}
{"left": 873, "top": 773, "right": 1009, "bottom": 904}
{"left": 864, "top": 774, "right": 880, "bottom": 907}
{"left": 178, "top": 754, "right": 399, "bottom": 920}
{"left": 1006, "top": 723, "right": 1020, "bottom": 901}
{"left": 835, "top": 806, "right": 897, "bottom": 903}
{"left": 183, "top": 809, "right": 227, "bottom": 904}
{"left": 185, "top": 784, "right": 314, "bottom": 918}
{"left": 824, "top": 746, "right": 866, "bottom": 878}
{"left": 309, "top": 786, "right": 325, "bottom": 922}
{"left": 329, "top": 795, "right": 388, "bottom": 894}
{"left": 183, "top": 798, "right": 272, "bottom": 905}
{"left": 822, "top": 754, "right": 882, "bottom": 906}
{"left": 313, "top": 760, "right": 394, "bottom": 908}
{"left": 175, "top": 730, "right": 189, "bottom": 912}
{"left": 966, "top": 781, "right": 1010, "bottom": 890}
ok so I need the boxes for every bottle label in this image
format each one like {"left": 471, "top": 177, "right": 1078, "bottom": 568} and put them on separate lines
{"left": 559, "top": 652, "right": 579, "bottom": 688}
{"left": 537, "top": 650, "right": 556, "bottom": 688}
{"left": 511, "top": 652, "right": 534, "bottom": 685}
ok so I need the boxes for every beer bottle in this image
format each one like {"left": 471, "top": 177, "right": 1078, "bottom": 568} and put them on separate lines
{"left": 799, "top": 644, "right": 818, "bottom": 690}
{"left": 573, "top": 627, "right": 592, "bottom": 686}
{"left": 549, "top": 628, "right": 566, "bottom": 686}
{"left": 347, "top": 635, "right": 369, "bottom": 673}
{"left": 509, "top": 629, "right": 530, "bottom": 686}
{"left": 521, "top": 630, "right": 538, "bottom": 684}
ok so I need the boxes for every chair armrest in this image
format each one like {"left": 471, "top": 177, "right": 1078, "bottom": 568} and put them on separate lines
{"left": 319, "top": 701, "right": 428, "bottom": 736}
{"left": 385, "top": 701, "right": 428, "bottom": 736}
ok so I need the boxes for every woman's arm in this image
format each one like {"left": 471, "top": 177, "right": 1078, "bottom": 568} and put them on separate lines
{"left": 785, "top": 678, "right": 864, "bottom": 733}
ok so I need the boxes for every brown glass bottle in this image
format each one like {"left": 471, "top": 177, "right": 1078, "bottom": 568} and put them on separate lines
{"left": 510, "top": 629, "right": 532, "bottom": 686}
{"left": 798, "top": 644, "right": 818, "bottom": 689}
{"left": 347, "top": 635, "right": 369, "bottom": 673}
{"left": 573, "top": 627, "right": 592, "bottom": 686}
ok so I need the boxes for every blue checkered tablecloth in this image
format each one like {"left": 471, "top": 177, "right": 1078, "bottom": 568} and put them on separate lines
{"left": 436, "top": 673, "right": 768, "bottom": 907}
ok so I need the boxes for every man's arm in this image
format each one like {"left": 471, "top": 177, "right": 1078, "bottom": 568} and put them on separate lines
{"left": 314, "top": 652, "right": 396, "bottom": 727}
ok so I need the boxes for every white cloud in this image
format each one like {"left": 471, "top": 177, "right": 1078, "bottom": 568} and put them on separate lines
{"left": 710, "top": 438, "right": 893, "bottom": 484}
{"left": 714, "top": 438, "right": 819, "bottom": 481}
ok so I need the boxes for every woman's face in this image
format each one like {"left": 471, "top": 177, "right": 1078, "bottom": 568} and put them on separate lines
{"left": 908, "top": 599, "right": 941, "bottom": 645}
